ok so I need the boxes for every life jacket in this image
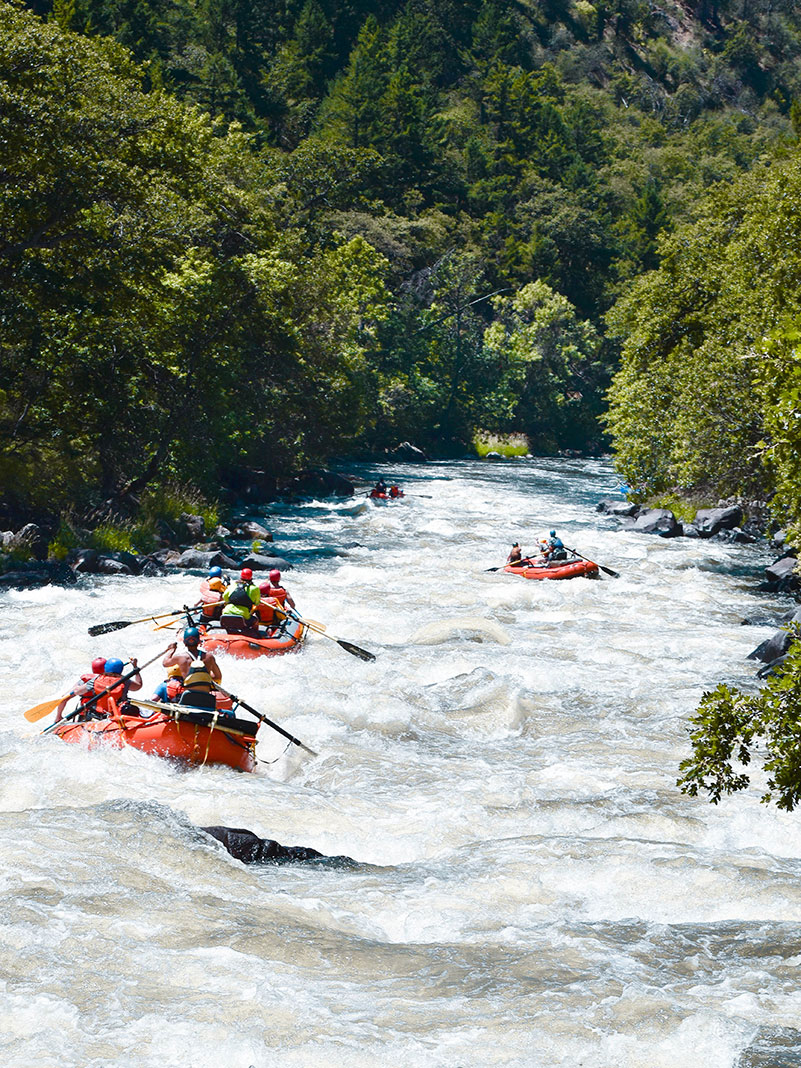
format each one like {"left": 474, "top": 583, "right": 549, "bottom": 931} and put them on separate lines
{"left": 165, "top": 677, "right": 184, "bottom": 701}
{"left": 267, "top": 586, "right": 287, "bottom": 607}
{"left": 256, "top": 598, "right": 275, "bottom": 625}
{"left": 90, "top": 673, "right": 126, "bottom": 715}
{"left": 183, "top": 659, "right": 214, "bottom": 693}
{"left": 389, "top": 485, "right": 401, "bottom": 498}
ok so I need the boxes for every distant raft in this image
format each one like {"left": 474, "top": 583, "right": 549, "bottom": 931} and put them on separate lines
{"left": 503, "top": 558, "right": 599, "bottom": 580}
{"left": 51, "top": 698, "right": 258, "bottom": 772}
{"left": 198, "top": 615, "right": 307, "bottom": 658}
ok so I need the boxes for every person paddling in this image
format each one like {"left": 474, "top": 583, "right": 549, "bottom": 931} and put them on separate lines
{"left": 54, "top": 657, "right": 107, "bottom": 722}
{"left": 85, "top": 657, "right": 142, "bottom": 718}
{"left": 220, "top": 568, "right": 261, "bottom": 635}
{"left": 163, "top": 627, "right": 222, "bottom": 683}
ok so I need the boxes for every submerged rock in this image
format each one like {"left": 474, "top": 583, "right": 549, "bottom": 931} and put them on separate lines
{"left": 202, "top": 826, "right": 356, "bottom": 867}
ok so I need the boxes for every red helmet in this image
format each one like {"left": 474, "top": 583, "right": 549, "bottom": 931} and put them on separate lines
{"left": 240, "top": 568, "right": 253, "bottom": 581}
{"left": 259, "top": 582, "right": 272, "bottom": 595}
{"left": 91, "top": 657, "right": 106, "bottom": 674}
{"left": 269, "top": 569, "right": 281, "bottom": 583}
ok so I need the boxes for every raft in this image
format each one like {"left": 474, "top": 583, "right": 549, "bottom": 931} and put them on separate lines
{"left": 504, "top": 558, "right": 599, "bottom": 580}
{"left": 52, "top": 698, "right": 258, "bottom": 772}
{"left": 198, "top": 614, "right": 307, "bottom": 658}
{"left": 368, "top": 490, "right": 404, "bottom": 502}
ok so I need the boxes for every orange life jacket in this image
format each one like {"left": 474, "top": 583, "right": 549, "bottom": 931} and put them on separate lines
{"left": 267, "top": 586, "right": 287, "bottom": 606}
{"left": 166, "top": 677, "right": 184, "bottom": 701}
{"left": 256, "top": 599, "right": 275, "bottom": 625}
{"left": 91, "top": 673, "right": 126, "bottom": 715}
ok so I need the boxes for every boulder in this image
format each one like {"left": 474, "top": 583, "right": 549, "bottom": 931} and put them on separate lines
{"left": 680, "top": 523, "right": 701, "bottom": 538}
{"left": 235, "top": 521, "right": 273, "bottom": 541}
{"left": 388, "top": 441, "right": 429, "bottom": 462}
{"left": 150, "top": 548, "right": 183, "bottom": 566}
{"left": 138, "top": 557, "right": 170, "bottom": 577}
{"left": 179, "top": 512, "right": 205, "bottom": 541}
{"left": 712, "top": 527, "right": 755, "bottom": 544}
{"left": 596, "top": 498, "right": 640, "bottom": 517}
{"left": 694, "top": 505, "right": 743, "bottom": 537}
{"left": 239, "top": 553, "right": 292, "bottom": 571}
{"left": 632, "top": 508, "right": 681, "bottom": 537}
{"left": 485, "top": 451, "right": 503, "bottom": 460}
{"left": 69, "top": 548, "right": 100, "bottom": 573}
{"left": 772, "top": 529, "right": 788, "bottom": 548}
{"left": 747, "top": 608, "right": 801, "bottom": 663}
{"left": 176, "top": 549, "right": 239, "bottom": 570}
{"left": 0, "top": 560, "right": 77, "bottom": 588}
{"left": 764, "top": 553, "right": 799, "bottom": 590}
{"left": 98, "top": 557, "right": 133, "bottom": 575}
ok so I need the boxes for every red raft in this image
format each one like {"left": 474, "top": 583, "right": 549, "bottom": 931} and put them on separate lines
{"left": 52, "top": 698, "right": 258, "bottom": 772}
{"left": 504, "top": 558, "right": 599, "bottom": 580}
{"left": 198, "top": 614, "right": 307, "bottom": 659}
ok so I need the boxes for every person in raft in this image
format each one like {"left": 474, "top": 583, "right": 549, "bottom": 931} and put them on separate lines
{"left": 389, "top": 484, "right": 402, "bottom": 498}
{"left": 163, "top": 627, "right": 222, "bottom": 684}
{"left": 79, "top": 656, "right": 143, "bottom": 719}
{"left": 54, "top": 656, "right": 107, "bottom": 721}
{"left": 178, "top": 658, "right": 226, "bottom": 713}
{"left": 220, "top": 568, "right": 261, "bottom": 634}
{"left": 541, "top": 530, "right": 568, "bottom": 562}
{"left": 506, "top": 543, "right": 535, "bottom": 567}
{"left": 372, "top": 478, "right": 388, "bottom": 496}
{"left": 151, "top": 665, "right": 185, "bottom": 704}
{"left": 256, "top": 569, "right": 296, "bottom": 629}
{"left": 197, "top": 565, "right": 228, "bottom": 621}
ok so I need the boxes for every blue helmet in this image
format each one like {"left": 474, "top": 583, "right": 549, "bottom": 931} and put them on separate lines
{"left": 208, "top": 566, "right": 223, "bottom": 578}
{"left": 104, "top": 658, "right": 124, "bottom": 674}
{"left": 183, "top": 627, "right": 200, "bottom": 643}
{"left": 549, "top": 530, "right": 556, "bottom": 537}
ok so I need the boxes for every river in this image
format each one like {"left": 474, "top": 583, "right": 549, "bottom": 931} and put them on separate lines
{"left": 2, "top": 457, "right": 800, "bottom": 1068}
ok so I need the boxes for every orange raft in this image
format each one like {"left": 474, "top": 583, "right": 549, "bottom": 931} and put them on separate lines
{"left": 504, "top": 558, "right": 599, "bottom": 580}
{"left": 52, "top": 698, "right": 258, "bottom": 772}
{"left": 198, "top": 614, "right": 306, "bottom": 659}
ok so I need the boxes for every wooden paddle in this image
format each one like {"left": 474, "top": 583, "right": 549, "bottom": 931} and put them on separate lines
{"left": 485, "top": 558, "right": 535, "bottom": 572}
{"left": 212, "top": 684, "right": 318, "bottom": 757}
{"left": 564, "top": 546, "right": 619, "bottom": 578}
{"left": 274, "top": 605, "right": 375, "bottom": 661}
{"left": 30, "top": 646, "right": 172, "bottom": 727}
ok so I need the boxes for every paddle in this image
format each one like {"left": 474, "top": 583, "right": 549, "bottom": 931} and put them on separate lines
{"left": 485, "top": 558, "right": 535, "bottom": 572}
{"left": 33, "top": 646, "right": 172, "bottom": 729}
{"left": 89, "top": 608, "right": 188, "bottom": 637}
{"left": 212, "top": 684, "right": 318, "bottom": 757}
{"left": 275, "top": 605, "right": 376, "bottom": 662}
{"left": 564, "top": 546, "right": 619, "bottom": 578}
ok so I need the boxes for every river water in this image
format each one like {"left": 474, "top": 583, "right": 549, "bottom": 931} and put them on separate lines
{"left": 2, "top": 458, "right": 801, "bottom": 1068}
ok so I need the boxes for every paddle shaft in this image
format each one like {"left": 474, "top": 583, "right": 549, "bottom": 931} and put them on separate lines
{"left": 213, "top": 684, "right": 317, "bottom": 756}
{"left": 273, "top": 605, "right": 376, "bottom": 661}
{"left": 40, "top": 646, "right": 171, "bottom": 732}
{"left": 563, "top": 546, "right": 618, "bottom": 578}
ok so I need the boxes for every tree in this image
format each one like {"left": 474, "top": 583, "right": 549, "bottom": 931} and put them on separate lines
{"left": 677, "top": 638, "right": 801, "bottom": 812}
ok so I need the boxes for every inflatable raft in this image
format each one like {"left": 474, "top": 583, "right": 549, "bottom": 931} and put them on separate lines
{"left": 504, "top": 558, "right": 599, "bottom": 580}
{"left": 198, "top": 614, "right": 306, "bottom": 658}
{"left": 52, "top": 698, "right": 258, "bottom": 772}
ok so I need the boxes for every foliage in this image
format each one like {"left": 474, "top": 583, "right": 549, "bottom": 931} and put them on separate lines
{"left": 678, "top": 638, "right": 801, "bottom": 812}
{"left": 8, "top": 0, "right": 801, "bottom": 522}
{"left": 474, "top": 433, "right": 529, "bottom": 457}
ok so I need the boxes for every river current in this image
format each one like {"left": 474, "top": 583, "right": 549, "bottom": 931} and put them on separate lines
{"left": 2, "top": 458, "right": 800, "bottom": 1068}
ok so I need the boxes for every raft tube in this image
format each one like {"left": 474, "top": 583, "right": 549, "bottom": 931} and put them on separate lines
{"left": 504, "top": 558, "right": 599, "bottom": 580}
{"left": 199, "top": 614, "right": 307, "bottom": 658}
{"left": 52, "top": 699, "right": 258, "bottom": 772}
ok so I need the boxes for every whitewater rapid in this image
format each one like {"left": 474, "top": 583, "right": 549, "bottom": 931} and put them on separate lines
{"left": 2, "top": 458, "right": 800, "bottom": 1067}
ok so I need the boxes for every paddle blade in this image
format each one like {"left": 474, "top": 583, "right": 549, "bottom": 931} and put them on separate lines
{"left": 336, "top": 638, "right": 376, "bottom": 662}
{"left": 88, "top": 620, "right": 132, "bottom": 636}
{"left": 24, "top": 697, "right": 68, "bottom": 722}
{"left": 599, "top": 564, "right": 620, "bottom": 578}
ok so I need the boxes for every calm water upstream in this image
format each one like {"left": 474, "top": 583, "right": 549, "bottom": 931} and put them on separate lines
{"left": 3, "top": 457, "right": 801, "bottom": 1068}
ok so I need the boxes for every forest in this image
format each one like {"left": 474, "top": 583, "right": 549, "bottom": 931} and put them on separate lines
{"left": 4, "top": 0, "right": 801, "bottom": 537}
